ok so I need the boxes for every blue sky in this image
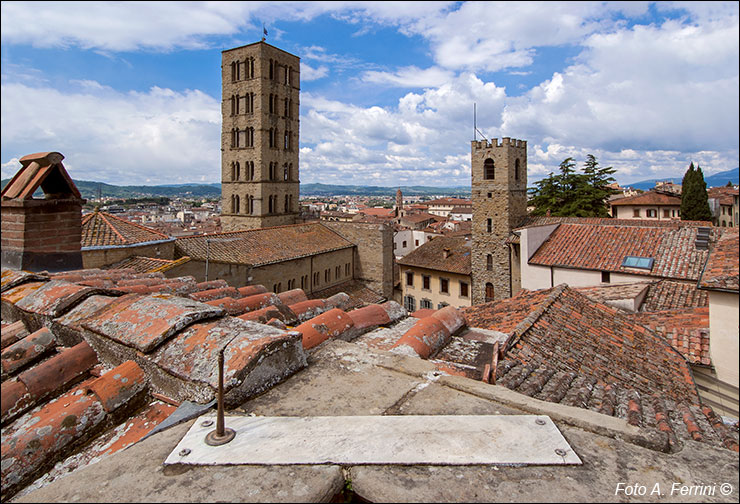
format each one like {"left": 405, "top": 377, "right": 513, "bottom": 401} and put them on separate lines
{"left": 1, "top": 1, "right": 738, "bottom": 188}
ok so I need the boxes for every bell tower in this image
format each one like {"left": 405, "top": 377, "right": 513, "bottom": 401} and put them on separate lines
{"left": 470, "top": 137, "right": 528, "bottom": 304}
{"left": 220, "top": 41, "right": 300, "bottom": 231}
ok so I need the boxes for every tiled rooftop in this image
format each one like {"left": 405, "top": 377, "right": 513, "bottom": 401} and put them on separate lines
{"left": 529, "top": 222, "right": 715, "bottom": 281}
{"left": 397, "top": 235, "right": 472, "bottom": 275}
{"left": 609, "top": 191, "right": 682, "bottom": 206}
{"left": 81, "top": 210, "right": 171, "bottom": 248}
{"left": 1, "top": 262, "right": 738, "bottom": 500}
{"left": 630, "top": 307, "right": 711, "bottom": 365}
{"left": 698, "top": 229, "right": 739, "bottom": 292}
{"left": 174, "top": 222, "right": 354, "bottom": 266}
{"left": 640, "top": 279, "right": 709, "bottom": 311}
{"left": 103, "top": 255, "right": 191, "bottom": 274}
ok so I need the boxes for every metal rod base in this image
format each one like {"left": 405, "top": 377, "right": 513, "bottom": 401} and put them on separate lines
{"left": 205, "top": 428, "right": 236, "bottom": 446}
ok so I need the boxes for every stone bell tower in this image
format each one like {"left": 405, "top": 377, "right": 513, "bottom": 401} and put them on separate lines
{"left": 220, "top": 41, "right": 300, "bottom": 231}
{"left": 470, "top": 137, "right": 528, "bottom": 304}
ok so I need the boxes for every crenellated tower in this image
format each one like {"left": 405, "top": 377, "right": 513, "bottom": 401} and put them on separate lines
{"left": 470, "top": 137, "right": 528, "bottom": 304}
{"left": 220, "top": 41, "right": 300, "bottom": 231}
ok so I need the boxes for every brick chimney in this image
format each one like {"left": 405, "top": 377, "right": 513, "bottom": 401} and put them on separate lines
{"left": 1, "top": 152, "right": 85, "bottom": 272}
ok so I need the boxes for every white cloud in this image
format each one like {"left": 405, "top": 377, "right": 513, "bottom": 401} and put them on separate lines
{"left": 1, "top": 80, "right": 221, "bottom": 184}
{"left": 361, "top": 66, "right": 455, "bottom": 88}
{"left": 301, "top": 62, "right": 329, "bottom": 81}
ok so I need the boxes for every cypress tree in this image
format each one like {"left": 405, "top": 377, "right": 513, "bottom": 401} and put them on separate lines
{"left": 680, "top": 162, "right": 712, "bottom": 221}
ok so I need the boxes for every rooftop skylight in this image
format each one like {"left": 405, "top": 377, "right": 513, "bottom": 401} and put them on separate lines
{"left": 622, "top": 256, "right": 654, "bottom": 270}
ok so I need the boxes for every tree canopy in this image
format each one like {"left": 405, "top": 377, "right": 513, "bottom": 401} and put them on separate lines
{"left": 680, "top": 162, "right": 712, "bottom": 221}
{"left": 528, "top": 154, "right": 618, "bottom": 217}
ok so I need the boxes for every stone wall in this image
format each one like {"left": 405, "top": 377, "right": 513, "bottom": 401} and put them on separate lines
{"left": 322, "top": 221, "right": 394, "bottom": 298}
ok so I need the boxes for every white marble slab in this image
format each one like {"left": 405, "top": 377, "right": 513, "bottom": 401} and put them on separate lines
{"left": 165, "top": 415, "right": 581, "bottom": 466}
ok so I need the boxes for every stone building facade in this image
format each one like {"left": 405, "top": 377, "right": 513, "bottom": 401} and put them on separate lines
{"left": 470, "top": 138, "right": 528, "bottom": 304}
{"left": 220, "top": 41, "right": 300, "bottom": 231}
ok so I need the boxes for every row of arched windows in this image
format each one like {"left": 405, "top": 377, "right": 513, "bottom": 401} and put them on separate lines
{"left": 230, "top": 161, "right": 294, "bottom": 182}
{"left": 230, "top": 57, "right": 256, "bottom": 82}
{"left": 231, "top": 194, "right": 295, "bottom": 215}
{"left": 229, "top": 93, "right": 255, "bottom": 116}
{"left": 269, "top": 59, "right": 294, "bottom": 86}
{"left": 483, "top": 158, "right": 521, "bottom": 181}
{"left": 230, "top": 128, "right": 254, "bottom": 148}
{"left": 267, "top": 93, "right": 294, "bottom": 118}
{"left": 268, "top": 128, "right": 293, "bottom": 150}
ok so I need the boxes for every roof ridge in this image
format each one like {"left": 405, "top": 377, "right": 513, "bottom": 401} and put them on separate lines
{"left": 101, "top": 211, "right": 170, "bottom": 240}
{"left": 502, "top": 283, "right": 568, "bottom": 354}
{"left": 97, "top": 212, "right": 129, "bottom": 245}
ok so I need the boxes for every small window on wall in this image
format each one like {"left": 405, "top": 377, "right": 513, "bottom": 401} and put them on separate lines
{"left": 406, "top": 272, "right": 414, "bottom": 286}
{"left": 601, "top": 271, "right": 611, "bottom": 283}
{"left": 633, "top": 209, "right": 640, "bottom": 217}
{"left": 486, "top": 254, "right": 493, "bottom": 271}
{"left": 422, "top": 275, "right": 431, "bottom": 290}
{"left": 460, "top": 281, "right": 469, "bottom": 298}
{"left": 345, "top": 263, "right": 350, "bottom": 276}
{"left": 484, "top": 159, "right": 495, "bottom": 180}
{"left": 420, "top": 299, "right": 433, "bottom": 309}
{"left": 485, "top": 283, "right": 494, "bottom": 303}
{"left": 487, "top": 219, "right": 492, "bottom": 233}
{"left": 440, "top": 278, "right": 449, "bottom": 294}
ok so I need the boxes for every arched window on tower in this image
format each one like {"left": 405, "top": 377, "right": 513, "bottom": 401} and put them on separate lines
{"left": 284, "top": 194, "right": 289, "bottom": 212}
{"left": 515, "top": 159, "right": 520, "bottom": 181}
{"left": 284, "top": 164, "right": 289, "bottom": 181}
{"left": 484, "top": 159, "right": 495, "bottom": 180}
{"left": 485, "top": 283, "right": 494, "bottom": 303}
{"left": 233, "top": 194, "right": 240, "bottom": 214}
{"left": 269, "top": 59, "right": 274, "bottom": 80}
{"left": 234, "top": 162, "right": 240, "bottom": 181}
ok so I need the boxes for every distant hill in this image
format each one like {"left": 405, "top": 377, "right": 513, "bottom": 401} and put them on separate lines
{"left": 300, "top": 183, "right": 471, "bottom": 197}
{"left": 625, "top": 168, "right": 738, "bottom": 191}
{"left": 1, "top": 178, "right": 222, "bottom": 199}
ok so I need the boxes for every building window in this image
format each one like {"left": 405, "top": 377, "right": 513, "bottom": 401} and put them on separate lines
{"left": 484, "top": 159, "right": 495, "bottom": 180}
{"left": 406, "top": 271, "right": 414, "bottom": 286}
{"left": 515, "top": 159, "right": 520, "bottom": 181}
{"left": 601, "top": 271, "right": 611, "bottom": 283}
{"left": 460, "top": 281, "right": 469, "bottom": 298}
{"left": 663, "top": 209, "right": 670, "bottom": 218}
{"left": 440, "top": 278, "right": 449, "bottom": 294}
{"left": 485, "top": 283, "right": 494, "bottom": 303}
{"left": 487, "top": 192, "right": 492, "bottom": 198}
{"left": 232, "top": 194, "right": 240, "bottom": 214}
{"left": 345, "top": 263, "right": 350, "bottom": 276}
{"left": 422, "top": 275, "right": 431, "bottom": 290}
{"left": 646, "top": 209, "right": 657, "bottom": 218}
{"left": 420, "top": 298, "right": 433, "bottom": 310}
{"left": 313, "top": 272, "right": 320, "bottom": 286}
{"left": 486, "top": 254, "right": 493, "bottom": 271}
{"left": 633, "top": 209, "right": 640, "bottom": 217}
{"left": 402, "top": 240, "right": 407, "bottom": 248}
{"left": 437, "top": 302, "right": 449, "bottom": 309}
{"left": 404, "top": 295, "right": 416, "bottom": 312}
{"left": 325, "top": 269, "right": 330, "bottom": 282}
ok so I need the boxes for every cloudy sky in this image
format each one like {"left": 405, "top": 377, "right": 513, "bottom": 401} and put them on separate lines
{"left": 1, "top": 1, "right": 738, "bottom": 188}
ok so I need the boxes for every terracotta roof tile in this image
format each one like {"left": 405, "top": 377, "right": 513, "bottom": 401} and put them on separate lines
{"left": 295, "top": 308, "right": 355, "bottom": 350}
{"left": 529, "top": 223, "right": 715, "bottom": 281}
{"left": 237, "top": 284, "right": 268, "bottom": 297}
{"left": 174, "top": 223, "right": 353, "bottom": 266}
{"left": 630, "top": 308, "right": 711, "bottom": 365}
{"left": 640, "top": 280, "right": 708, "bottom": 311}
{"left": 1, "top": 328, "right": 57, "bottom": 377}
{"left": 81, "top": 211, "right": 171, "bottom": 248}
{"left": 14, "top": 280, "right": 117, "bottom": 320}
{"left": 516, "top": 215, "right": 713, "bottom": 230}
{"left": 0, "top": 152, "right": 81, "bottom": 200}
{"left": 1, "top": 321, "right": 29, "bottom": 350}
{"left": 0, "top": 360, "right": 147, "bottom": 497}
{"left": 464, "top": 286, "right": 699, "bottom": 404}
{"left": 309, "top": 280, "right": 385, "bottom": 310}
{"left": 397, "top": 235, "right": 472, "bottom": 275}
{"left": 103, "top": 256, "right": 190, "bottom": 274}
{"left": 698, "top": 229, "right": 739, "bottom": 292}
{"left": 80, "top": 293, "right": 225, "bottom": 353}
{"left": 610, "top": 191, "right": 682, "bottom": 206}
{"left": 237, "top": 303, "right": 298, "bottom": 325}
{"left": 1, "top": 269, "right": 48, "bottom": 294}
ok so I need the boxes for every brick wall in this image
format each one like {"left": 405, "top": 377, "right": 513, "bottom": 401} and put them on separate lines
{"left": 82, "top": 241, "right": 176, "bottom": 269}
{"left": 1, "top": 199, "right": 83, "bottom": 272}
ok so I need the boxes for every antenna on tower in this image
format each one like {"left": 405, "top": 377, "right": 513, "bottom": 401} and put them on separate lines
{"left": 473, "top": 102, "right": 488, "bottom": 142}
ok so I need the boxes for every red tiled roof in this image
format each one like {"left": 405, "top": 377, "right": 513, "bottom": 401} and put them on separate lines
{"left": 516, "top": 215, "right": 713, "bottom": 230}
{"left": 103, "top": 256, "right": 191, "bottom": 274}
{"left": 708, "top": 186, "right": 738, "bottom": 206}
{"left": 397, "top": 236, "right": 472, "bottom": 275}
{"left": 529, "top": 223, "right": 715, "bottom": 281}
{"left": 630, "top": 308, "right": 710, "bottom": 365}
{"left": 698, "top": 229, "right": 739, "bottom": 292}
{"left": 463, "top": 285, "right": 699, "bottom": 404}
{"left": 640, "top": 279, "right": 708, "bottom": 311}
{"left": 81, "top": 211, "right": 171, "bottom": 248}
{"left": 359, "top": 207, "right": 395, "bottom": 217}
{"left": 610, "top": 191, "right": 682, "bottom": 206}
{"left": 174, "top": 223, "right": 354, "bottom": 266}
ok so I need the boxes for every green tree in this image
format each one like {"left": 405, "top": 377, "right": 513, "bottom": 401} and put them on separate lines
{"left": 680, "top": 162, "right": 712, "bottom": 221}
{"left": 528, "top": 155, "right": 617, "bottom": 217}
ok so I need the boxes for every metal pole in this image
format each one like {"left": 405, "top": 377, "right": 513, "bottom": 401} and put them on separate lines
{"left": 205, "top": 348, "right": 236, "bottom": 446}
{"left": 205, "top": 239, "right": 210, "bottom": 282}
{"left": 474, "top": 103, "right": 477, "bottom": 141}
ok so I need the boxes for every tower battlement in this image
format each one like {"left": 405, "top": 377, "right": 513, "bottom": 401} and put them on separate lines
{"left": 472, "top": 138, "right": 527, "bottom": 150}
